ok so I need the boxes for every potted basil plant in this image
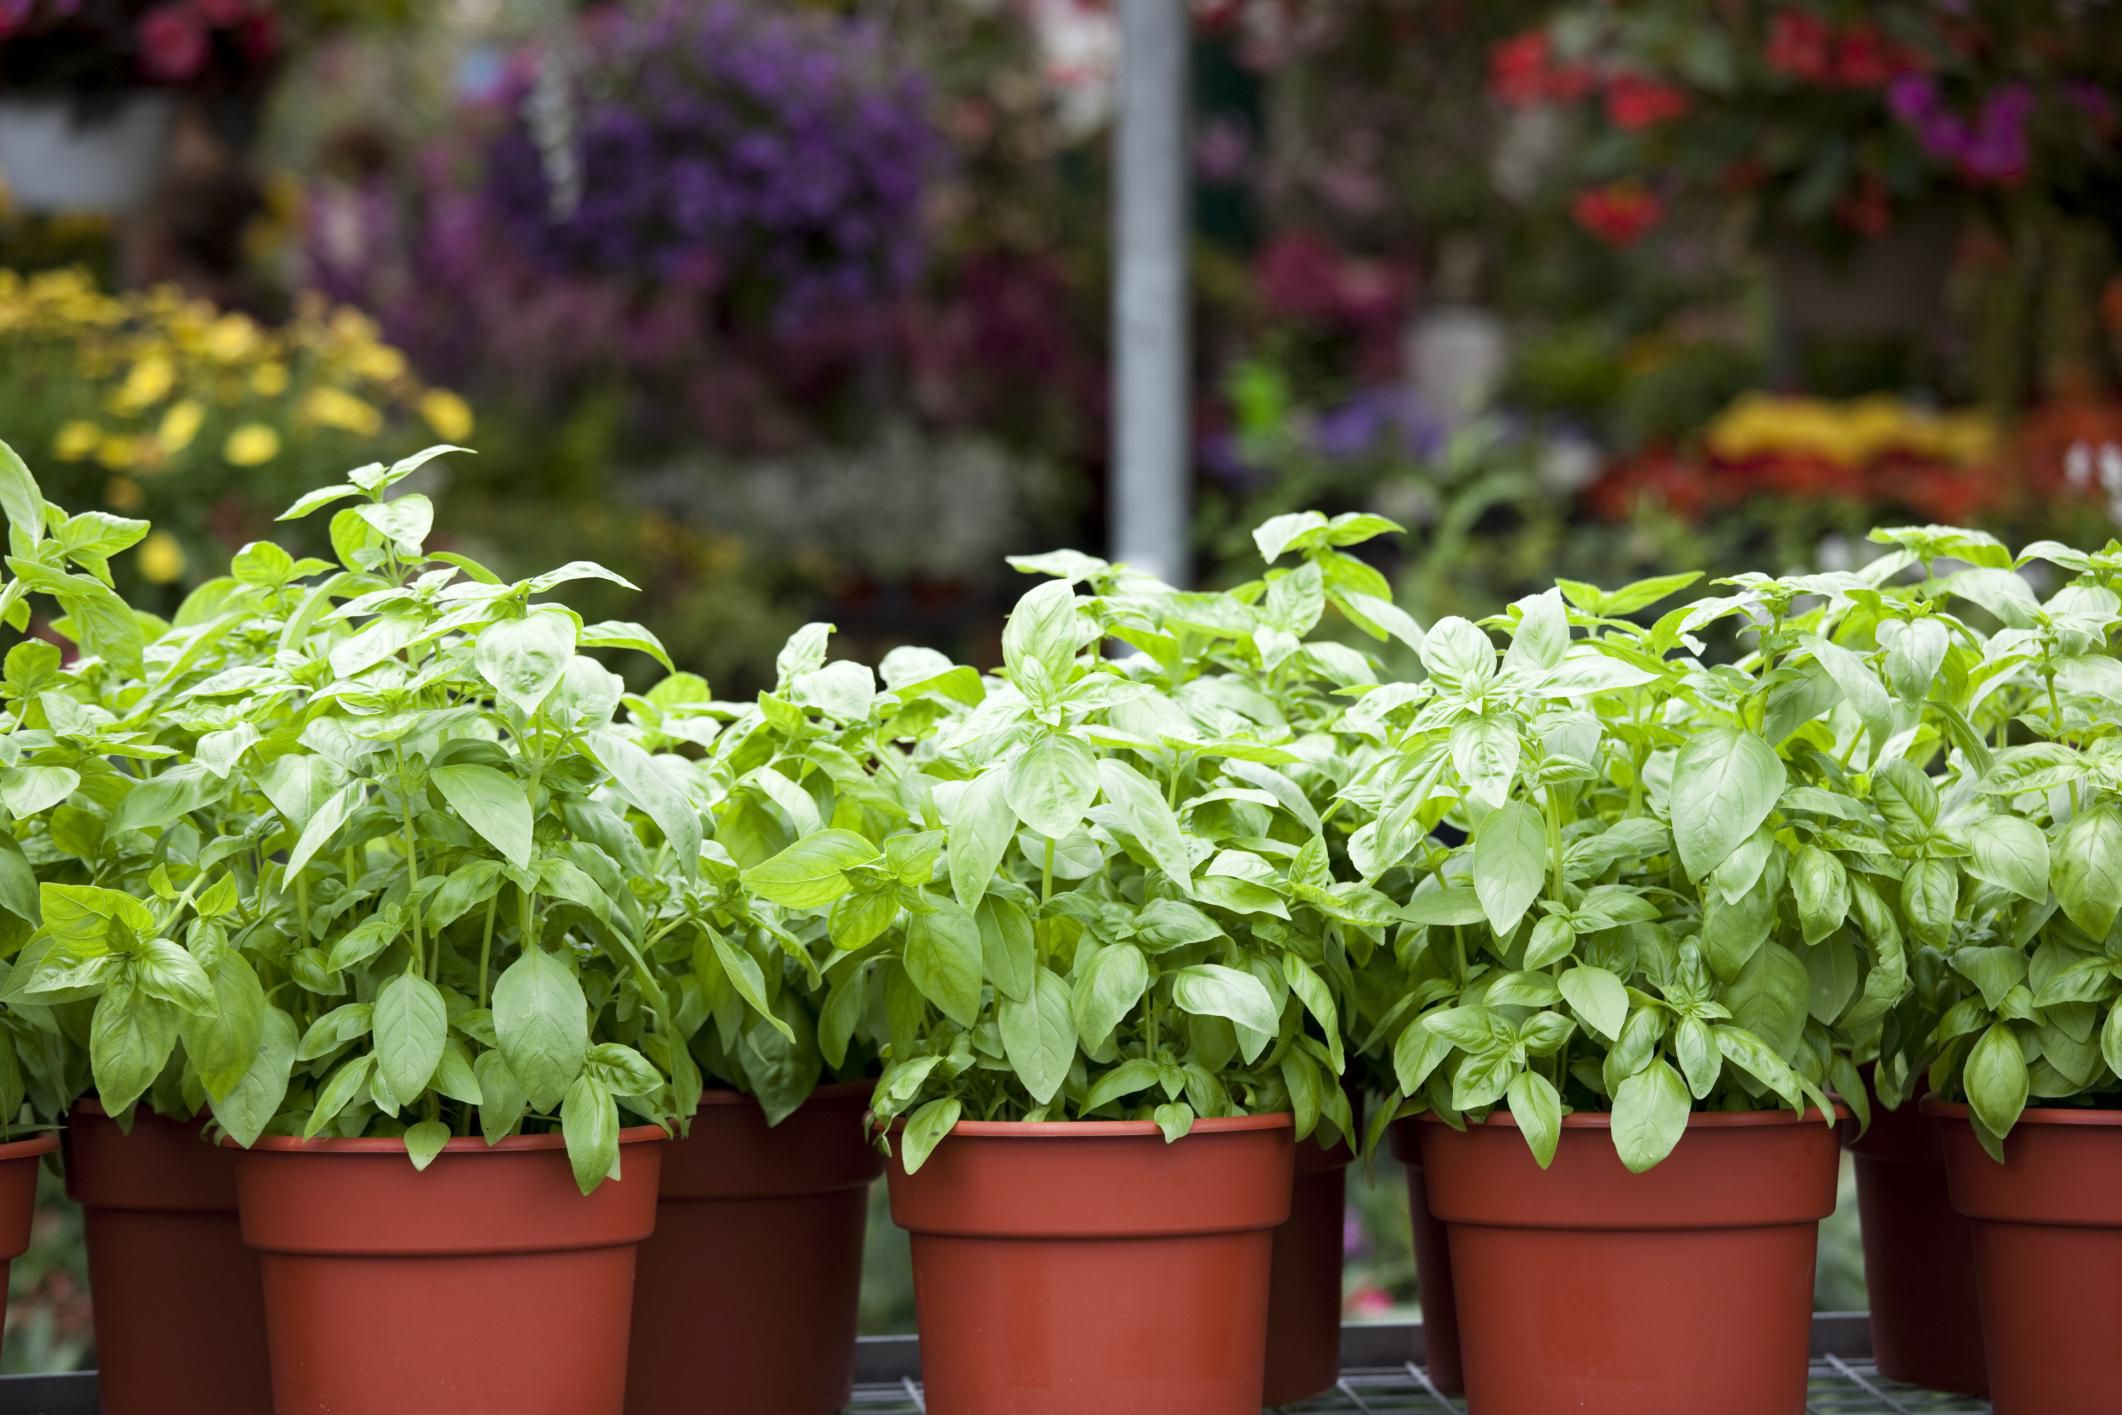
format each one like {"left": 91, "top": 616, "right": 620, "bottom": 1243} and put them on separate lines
{"left": 865, "top": 515, "right": 1407, "bottom": 1415}
{"left": 1913, "top": 531, "right": 2122, "bottom": 1415}
{"left": 1354, "top": 565, "right": 1906, "bottom": 1415}
{"left": 0, "top": 438, "right": 272, "bottom": 1413}
{"left": 622, "top": 625, "right": 925, "bottom": 1415}
{"left": 5, "top": 449, "right": 691, "bottom": 1415}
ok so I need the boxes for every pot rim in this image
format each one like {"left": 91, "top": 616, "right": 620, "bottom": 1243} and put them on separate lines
{"left": 932, "top": 1112, "right": 1294, "bottom": 1140}
{"left": 1921, "top": 1097, "right": 2122, "bottom": 1128}
{"left": 0, "top": 1131, "right": 58, "bottom": 1161}
{"left": 1420, "top": 1104, "right": 1843, "bottom": 1131}
{"left": 693, "top": 1078, "right": 874, "bottom": 1111}
{"left": 225, "top": 1124, "right": 669, "bottom": 1155}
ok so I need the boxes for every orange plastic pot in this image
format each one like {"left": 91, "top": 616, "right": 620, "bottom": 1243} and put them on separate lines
{"left": 64, "top": 1102, "right": 271, "bottom": 1415}
{"left": 887, "top": 1114, "right": 1294, "bottom": 1415}
{"left": 1262, "top": 1131, "right": 1353, "bottom": 1407}
{"left": 1927, "top": 1100, "right": 2122, "bottom": 1415}
{"left": 1839, "top": 1097, "right": 1985, "bottom": 1395}
{"left": 1418, "top": 1108, "right": 1839, "bottom": 1415}
{"left": 1386, "top": 1116, "right": 1462, "bottom": 1394}
{"left": 627, "top": 1083, "right": 882, "bottom": 1415}
{"left": 0, "top": 1131, "right": 56, "bottom": 1358}
{"left": 231, "top": 1127, "right": 665, "bottom": 1415}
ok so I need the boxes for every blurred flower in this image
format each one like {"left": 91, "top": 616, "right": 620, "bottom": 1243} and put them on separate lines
{"left": 1489, "top": 29, "right": 1591, "bottom": 107}
{"left": 138, "top": 531, "right": 186, "bottom": 585}
{"left": 53, "top": 420, "right": 99, "bottom": 461}
{"left": 103, "top": 476, "right": 144, "bottom": 512}
{"left": 1766, "top": 11, "right": 1833, "bottom": 83}
{"left": 111, "top": 354, "right": 174, "bottom": 414}
{"left": 1571, "top": 183, "right": 1662, "bottom": 246}
{"left": 250, "top": 361, "right": 287, "bottom": 397}
{"left": 222, "top": 423, "right": 279, "bottom": 466}
{"left": 137, "top": 5, "right": 208, "bottom": 82}
{"left": 1604, "top": 74, "right": 1689, "bottom": 130}
{"left": 301, "top": 388, "right": 383, "bottom": 437}
{"left": 157, "top": 398, "right": 204, "bottom": 453}
{"left": 419, "top": 389, "right": 475, "bottom": 443}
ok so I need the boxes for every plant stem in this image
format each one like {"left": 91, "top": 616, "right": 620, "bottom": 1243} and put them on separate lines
{"left": 477, "top": 895, "right": 499, "bottom": 1009}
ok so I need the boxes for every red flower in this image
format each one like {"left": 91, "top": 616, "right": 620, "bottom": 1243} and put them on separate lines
{"left": 1605, "top": 73, "right": 1691, "bottom": 129}
{"left": 1572, "top": 183, "right": 1663, "bottom": 246}
{"left": 1832, "top": 24, "right": 1917, "bottom": 88}
{"left": 192, "top": 0, "right": 254, "bottom": 25}
{"left": 1489, "top": 29, "right": 1592, "bottom": 106}
{"left": 1767, "top": 9, "right": 1833, "bottom": 82}
{"left": 1490, "top": 30, "right": 1553, "bottom": 107}
{"left": 138, "top": 5, "right": 209, "bottom": 82}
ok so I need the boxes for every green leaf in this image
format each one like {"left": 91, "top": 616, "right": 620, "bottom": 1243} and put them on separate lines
{"left": 1507, "top": 1069, "right": 1562, "bottom": 1168}
{"left": 304, "top": 1055, "right": 374, "bottom": 1139}
{"left": 0, "top": 438, "right": 46, "bottom": 545}
{"left": 492, "top": 947, "right": 588, "bottom": 1111}
{"left": 999, "top": 967, "right": 1074, "bottom": 1105}
{"left": 88, "top": 973, "right": 178, "bottom": 1115}
{"left": 41, "top": 883, "right": 154, "bottom": 959}
{"left": 583, "top": 730, "right": 701, "bottom": 874}
{"left": 404, "top": 1119, "right": 452, "bottom": 1172}
{"left": 1001, "top": 579, "right": 1082, "bottom": 688}
{"left": 1095, "top": 759, "right": 1195, "bottom": 886}
{"left": 374, "top": 972, "right": 448, "bottom": 1104}
{"left": 0, "top": 765, "right": 76, "bottom": 817}
{"left": 1171, "top": 964, "right": 1279, "bottom": 1036}
{"left": 183, "top": 951, "right": 267, "bottom": 1101}
{"left": 135, "top": 938, "right": 216, "bottom": 1013}
{"left": 1072, "top": 942, "right": 1148, "bottom": 1050}
{"left": 742, "top": 830, "right": 881, "bottom": 910}
{"left": 977, "top": 895, "right": 1036, "bottom": 1004}
{"left": 900, "top": 1097, "right": 962, "bottom": 1175}
{"left": 1283, "top": 954, "right": 1345, "bottom": 1074}
{"left": 475, "top": 610, "right": 576, "bottom": 718}
{"left": 1472, "top": 801, "right": 1546, "bottom": 938}
{"left": 1611, "top": 1059, "right": 1691, "bottom": 1173}
{"left": 473, "top": 1050, "right": 528, "bottom": 1145}
{"left": 1008, "top": 732, "right": 1099, "bottom": 841}
{"left": 2053, "top": 807, "right": 2122, "bottom": 938}
{"left": 709, "top": 931, "right": 794, "bottom": 1040}
{"left": 562, "top": 1073, "right": 620, "bottom": 1195}
{"left": 1966, "top": 815, "right": 2051, "bottom": 902}
{"left": 946, "top": 768, "right": 1016, "bottom": 913}
{"left": 207, "top": 1007, "right": 297, "bottom": 1147}
{"left": 1964, "top": 1023, "right": 2028, "bottom": 1140}
{"left": 1558, "top": 965, "right": 1628, "bottom": 1041}
{"left": 430, "top": 764, "right": 534, "bottom": 871}
{"left": 285, "top": 782, "right": 365, "bottom": 879}
{"left": 1670, "top": 727, "right": 1785, "bottom": 881}
{"left": 904, "top": 901, "right": 983, "bottom": 1027}
{"left": 1791, "top": 845, "right": 1850, "bottom": 946}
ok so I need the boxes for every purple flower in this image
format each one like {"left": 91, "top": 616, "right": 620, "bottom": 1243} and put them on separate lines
{"left": 1886, "top": 72, "right": 1937, "bottom": 125}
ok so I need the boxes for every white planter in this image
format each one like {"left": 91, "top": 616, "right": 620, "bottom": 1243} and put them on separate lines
{"left": 0, "top": 95, "right": 174, "bottom": 214}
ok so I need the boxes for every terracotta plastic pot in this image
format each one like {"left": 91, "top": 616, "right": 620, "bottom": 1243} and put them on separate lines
{"left": 231, "top": 1126, "right": 665, "bottom": 1415}
{"left": 1386, "top": 1116, "right": 1463, "bottom": 1394}
{"left": 0, "top": 1131, "right": 57, "bottom": 1358}
{"left": 1262, "top": 1131, "right": 1353, "bottom": 1407}
{"left": 64, "top": 1102, "right": 271, "bottom": 1415}
{"left": 1927, "top": 1100, "right": 2122, "bottom": 1415}
{"left": 1839, "top": 1096, "right": 1985, "bottom": 1395}
{"left": 628, "top": 1083, "right": 882, "bottom": 1415}
{"left": 1419, "top": 1108, "right": 1839, "bottom": 1415}
{"left": 887, "top": 1114, "right": 1294, "bottom": 1415}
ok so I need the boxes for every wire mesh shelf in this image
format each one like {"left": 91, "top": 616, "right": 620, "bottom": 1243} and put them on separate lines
{"left": 0, "top": 1315, "right": 1995, "bottom": 1414}
{"left": 835, "top": 1315, "right": 1993, "bottom": 1414}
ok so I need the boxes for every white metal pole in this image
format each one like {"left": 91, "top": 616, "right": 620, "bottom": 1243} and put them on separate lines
{"left": 1111, "top": 0, "right": 1191, "bottom": 586}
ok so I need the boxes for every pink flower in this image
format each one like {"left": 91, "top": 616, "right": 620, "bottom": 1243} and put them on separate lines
{"left": 1604, "top": 73, "right": 1690, "bottom": 129}
{"left": 138, "top": 5, "right": 209, "bottom": 82}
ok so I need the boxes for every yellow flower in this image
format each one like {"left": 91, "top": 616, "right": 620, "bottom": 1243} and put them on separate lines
{"left": 110, "top": 353, "right": 175, "bottom": 414}
{"left": 95, "top": 434, "right": 137, "bottom": 470}
{"left": 302, "top": 386, "right": 383, "bottom": 437}
{"left": 350, "top": 343, "right": 408, "bottom": 383}
{"left": 201, "top": 313, "right": 260, "bottom": 363}
{"left": 54, "top": 420, "right": 101, "bottom": 461}
{"left": 103, "top": 476, "right": 144, "bottom": 512}
{"left": 139, "top": 531, "right": 186, "bottom": 585}
{"left": 251, "top": 360, "right": 289, "bottom": 397}
{"left": 419, "top": 389, "right": 475, "bottom": 443}
{"left": 224, "top": 423, "right": 281, "bottom": 466}
{"left": 158, "top": 398, "right": 205, "bottom": 454}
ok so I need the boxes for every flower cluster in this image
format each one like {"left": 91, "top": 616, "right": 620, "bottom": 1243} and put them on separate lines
{"left": 1764, "top": 12, "right": 1921, "bottom": 90}
{"left": 0, "top": 0, "right": 279, "bottom": 93}
{"left": 479, "top": 0, "right": 944, "bottom": 328}
{"left": 0, "top": 267, "right": 469, "bottom": 593}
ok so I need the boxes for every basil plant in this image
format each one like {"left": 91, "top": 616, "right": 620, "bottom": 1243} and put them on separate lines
{"left": 618, "top": 623, "right": 922, "bottom": 1125}
{"left": 2, "top": 448, "right": 727, "bottom": 1192}
{"left": 861, "top": 512, "right": 1421, "bottom": 1173}
{"left": 1349, "top": 557, "right": 1953, "bottom": 1173}
{"left": 1884, "top": 528, "right": 2122, "bottom": 1160}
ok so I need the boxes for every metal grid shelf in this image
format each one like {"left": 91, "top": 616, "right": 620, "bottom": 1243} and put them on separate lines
{"left": 0, "top": 1315, "right": 1993, "bottom": 1414}
{"left": 836, "top": 1315, "right": 1990, "bottom": 1414}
